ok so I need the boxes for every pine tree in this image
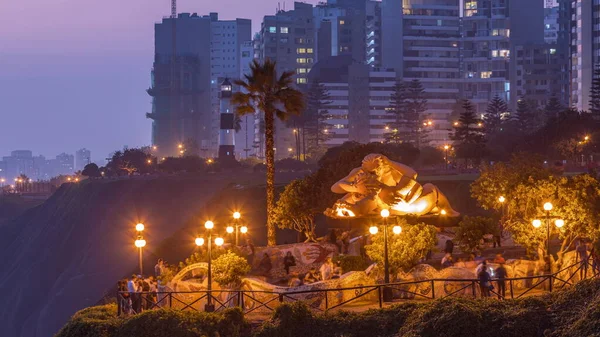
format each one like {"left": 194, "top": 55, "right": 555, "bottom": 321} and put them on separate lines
{"left": 544, "top": 94, "right": 563, "bottom": 121}
{"left": 405, "top": 79, "right": 429, "bottom": 147}
{"left": 590, "top": 65, "right": 600, "bottom": 117}
{"left": 384, "top": 81, "right": 408, "bottom": 144}
{"left": 452, "top": 99, "right": 486, "bottom": 165}
{"left": 304, "top": 81, "right": 332, "bottom": 158}
{"left": 485, "top": 95, "right": 508, "bottom": 135}
{"left": 513, "top": 98, "right": 536, "bottom": 135}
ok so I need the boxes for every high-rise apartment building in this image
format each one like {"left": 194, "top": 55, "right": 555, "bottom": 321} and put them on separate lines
{"left": 563, "top": 0, "right": 600, "bottom": 111}
{"left": 402, "top": 0, "right": 461, "bottom": 144}
{"left": 258, "top": 2, "right": 316, "bottom": 159}
{"left": 461, "top": 0, "right": 544, "bottom": 113}
{"left": 309, "top": 55, "right": 397, "bottom": 145}
{"left": 148, "top": 13, "right": 251, "bottom": 158}
{"left": 75, "top": 148, "right": 91, "bottom": 171}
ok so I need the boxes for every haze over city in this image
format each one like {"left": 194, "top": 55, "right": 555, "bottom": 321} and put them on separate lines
{"left": 0, "top": 0, "right": 310, "bottom": 159}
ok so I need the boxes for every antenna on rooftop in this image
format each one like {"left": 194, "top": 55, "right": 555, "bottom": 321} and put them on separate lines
{"left": 171, "top": 0, "right": 177, "bottom": 18}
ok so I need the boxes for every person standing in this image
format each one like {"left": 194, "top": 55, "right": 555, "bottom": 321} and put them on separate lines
{"left": 577, "top": 240, "right": 589, "bottom": 279}
{"left": 495, "top": 263, "right": 507, "bottom": 299}
{"left": 320, "top": 257, "right": 334, "bottom": 281}
{"left": 258, "top": 253, "right": 272, "bottom": 277}
{"left": 478, "top": 261, "right": 492, "bottom": 298}
{"left": 283, "top": 251, "right": 296, "bottom": 275}
{"left": 127, "top": 275, "right": 138, "bottom": 314}
{"left": 444, "top": 239, "right": 454, "bottom": 255}
{"left": 154, "top": 258, "right": 163, "bottom": 278}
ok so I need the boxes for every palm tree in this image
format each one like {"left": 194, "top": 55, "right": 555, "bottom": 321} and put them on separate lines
{"left": 232, "top": 59, "right": 305, "bottom": 246}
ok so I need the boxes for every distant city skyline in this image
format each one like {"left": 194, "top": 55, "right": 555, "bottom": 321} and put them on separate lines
{"left": 0, "top": 0, "right": 315, "bottom": 159}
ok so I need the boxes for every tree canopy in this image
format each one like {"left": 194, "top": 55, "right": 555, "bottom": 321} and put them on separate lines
{"left": 365, "top": 220, "right": 438, "bottom": 274}
{"left": 273, "top": 177, "right": 320, "bottom": 242}
{"left": 471, "top": 154, "right": 600, "bottom": 264}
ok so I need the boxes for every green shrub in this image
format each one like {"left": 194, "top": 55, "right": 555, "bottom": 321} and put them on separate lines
{"left": 115, "top": 308, "right": 247, "bottom": 337}
{"left": 212, "top": 251, "right": 251, "bottom": 286}
{"left": 55, "top": 304, "right": 119, "bottom": 337}
{"left": 332, "top": 255, "right": 370, "bottom": 272}
{"left": 254, "top": 301, "right": 418, "bottom": 337}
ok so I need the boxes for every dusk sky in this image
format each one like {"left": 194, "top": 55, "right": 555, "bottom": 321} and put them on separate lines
{"left": 0, "top": 0, "right": 317, "bottom": 162}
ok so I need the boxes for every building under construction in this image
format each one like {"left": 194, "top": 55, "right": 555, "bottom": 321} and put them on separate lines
{"left": 147, "top": 10, "right": 251, "bottom": 158}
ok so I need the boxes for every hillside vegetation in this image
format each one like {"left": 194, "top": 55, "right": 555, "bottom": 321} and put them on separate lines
{"left": 57, "top": 279, "right": 600, "bottom": 337}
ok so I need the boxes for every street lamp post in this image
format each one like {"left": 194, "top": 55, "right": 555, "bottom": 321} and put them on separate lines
{"left": 532, "top": 202, "right": 564, "bottom": 258}
{"left": 226, "top": 211, "right": 247, "bottom": 246}
{"left": 134, "top": 223, "right": 146, "bottom": 276}
{"left": 369, "top": 209, "right": 401, "bottom": 302}
{"left": 444, "top": 145, "right": 450, "bottom": 171}
{"left": 195, "top": 220, "right": 226, "bottom": 312}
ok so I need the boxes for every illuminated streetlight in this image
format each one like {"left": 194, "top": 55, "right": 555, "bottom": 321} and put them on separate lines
{"left": 369, "top": 226, "right": 379, "bottom": 235}
{"left": 205, "top": 220, "right": 214, "bottom": 229}
{"left": 226, "top": 226, "right": 234, "bottom": 233}
{"left": 152, "top": 146, "right": 158, "bottom": 151}
{"left": 195, "top": 237, "right": 205, "bottom": 246}
{"left": 453, "top": 121, "right": 459, "bottom": 126}
{"left": 233, "top": 212, "right": 241, "bottom": 219}
{"left": 178, "top": 144, "right": 183, "bottom": 149}
{"left": 498, "top": 196, "right": 506, "bottom": 203}
{"left": 135, "top": 223, "right": 145, "bottom": 232}
{"left": 555, "top": 219, "right": 565, "bottom": 228}
{"left": 240, "top": 226, "right": 248, "bottom": 234}
{"left": 134, "top": 233, "right": 146, "bottom": 276}
{"left": 215, "top": 237, "right": 224, "bottom": 246}
{"left": 207, "top": 158, "right": 214, "bottom": 164}
{"left": 533, "top": 202, "right": 565, "bottom": 257}
{"left": 392, "top": 225, "right": 402, "bottom": 234}
{"left": 288, "top": 148, "right": 293, "bottom": 152}
{"left": 532, "top": 219, "right": 542, "bottom": 228}
{"left": 543, "top": 202, "right": 553, "bottom": 211}
{"left": 134, "top": 237, "right": 146, "bottom": 248}
{"left": 147, "top": 159, "right": 152, "bottom": 164}
{"left": 380, "top": 209, "right": 390, "bottom": 218}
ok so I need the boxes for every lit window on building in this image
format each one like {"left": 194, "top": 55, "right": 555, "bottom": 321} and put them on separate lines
{"left": 297, "top": 48, "right": 306, "bottom": 54}
{"left": 297, "top": 58, "right": 307, "bottom": 64}
{"left": 269, "top": 26, "right": 276, "bottom": 33}
{"left": 480, "top": 71, "right": 492, "bottom": 79}
{"left": 307, "top": 48, "right": 313, "bottom": 53}
{"left": 339, "top": 20, "right": 345, "bottom": 25}
{"left": 297, "top": 78, "right": 307, "bottom": 84}
{"left": 280, "top": 27, "right": 289, "bottom": 34}
{"left": 297, "top": 68, "right": 307, "bottom": 74}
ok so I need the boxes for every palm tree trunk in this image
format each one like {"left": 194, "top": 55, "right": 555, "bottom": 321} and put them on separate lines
{"left": 265, "top": 110, "right": 277, "bottom": 246}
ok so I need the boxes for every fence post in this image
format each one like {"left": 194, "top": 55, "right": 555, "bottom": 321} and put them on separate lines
{"left": 378, "top": 286, "right": 383, "bottom": 308}
{"left": 510, "top": 280, "right": 514, "bottom": 299}
{"left": 471, "top": 281, "right": 476, "bottom": 299}
{"left": 325, "top": 290, "right": 329, "bottom": 310}
{"left": 431, "top": 280, "right": 435, "bottom": 299}
{"left": 549, "top": 275, "right": 553, "bottom": 293}
{"left": 169, "top": 293, "right": 172, "bottom": 308}
{"left": 117, "top": 292, "right": 121, "bottom": 316}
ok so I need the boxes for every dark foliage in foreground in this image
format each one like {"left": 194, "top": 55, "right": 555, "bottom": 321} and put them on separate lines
{"left": 57, "top": 279, "right": 600, "bottom": 337}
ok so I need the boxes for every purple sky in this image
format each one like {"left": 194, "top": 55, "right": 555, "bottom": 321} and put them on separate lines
{"left": 0, "top": 0, "right": 316, "bottom": 162}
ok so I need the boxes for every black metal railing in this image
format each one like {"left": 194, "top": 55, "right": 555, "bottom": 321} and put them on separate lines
{"left": 117, "top": 254, "right": 598, "bottom": 316}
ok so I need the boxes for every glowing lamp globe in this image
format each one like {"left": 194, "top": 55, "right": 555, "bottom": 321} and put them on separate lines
{"left": 195, "top": 237, "right": 205, "bottom": 246}
{"left": 555, "top": 219, "right": 565, "bottom": 228}
{"left": 204, "top": 221, "right": 214, "bottom": 230}
{"left": 135, "top": 223, "right": 145, "bottom": 232}
{"left": 226, "top": 226, "right": 234, "bottom": 234}
{"left": 532, "top": 219, "right": 542, "bottom": 228}
{"left": 440, "top": 209, "right": 447, "bottom": 215}
{"left": 393, "top": 226, "right": 402, "bottom": 235}
{"left": 215, "top": 237, "right": 224, "bottom": 246}
{"left": 233, "top": 211, "right": 241, "bottom": 219}
{"left": 240, "top": 226, "right": 248, "bottom": 234}
{"left": 380, "top": 209, "right": 390, "bottom": 218}
{"left": 135, "top": 239, "right": 146, "bottom": 248}
{"left": 369, "top": 226, "right": 379, "bottom": 235}
{"left": 543, "top": 202, "right": 553, "bottom": 211}
{"left": 498, "top": 196, "right": 506, "bottom": 203}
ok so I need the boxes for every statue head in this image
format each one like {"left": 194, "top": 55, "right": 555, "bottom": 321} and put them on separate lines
{"left": 361, "top": 154, "right": 384, "bottom": 174}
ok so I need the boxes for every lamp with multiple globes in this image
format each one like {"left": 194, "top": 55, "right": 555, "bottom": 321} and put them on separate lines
{"left": 368, "top": 209, "right": 401, "bottom": 302}
{"left": 134, "top": 222, "right": 146, "bottom": 276}
{"left": 532, "top": 202, "right": 565, "bottom": 257}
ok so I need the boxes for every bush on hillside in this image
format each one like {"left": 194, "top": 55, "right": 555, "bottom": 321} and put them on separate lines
{"left": 332, "top": 255, "right": 370, "bottom": 273}
{"left": 254, "top": 301, "right": 418, "bottom": 337}
{"left": 55, "top": 304, "right": 119, "bottom": 337}
{"left": 114, "top": 308, "right": 247, "bottom": 337}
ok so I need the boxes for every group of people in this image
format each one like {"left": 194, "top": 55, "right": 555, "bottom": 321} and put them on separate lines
{"left": 118, "top": 258, "right": 168, "bottom": 315}
{"left": 118, "top": 274, "right": 159, "bottom": 314}
{"left": 286, "top": 257, "right": 343, "bottom": 287}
